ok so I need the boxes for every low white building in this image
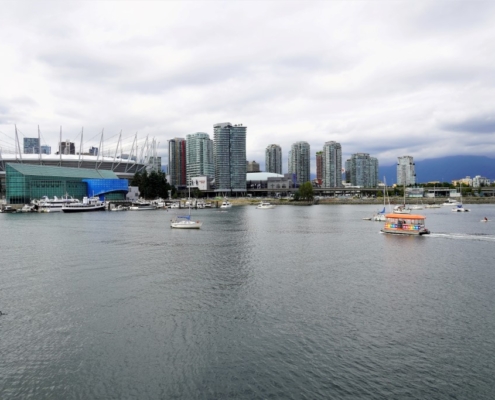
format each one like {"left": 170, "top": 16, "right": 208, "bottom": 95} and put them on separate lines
{"left": 472, "top": 175, "right": 491, "bottom": 188}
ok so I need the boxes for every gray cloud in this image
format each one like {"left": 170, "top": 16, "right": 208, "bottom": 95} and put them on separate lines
{"left": 1, "top": 1, "right": 495, "bottom": 169}
{"left": 441, "top": 114, "right": 495, "bottom": 134}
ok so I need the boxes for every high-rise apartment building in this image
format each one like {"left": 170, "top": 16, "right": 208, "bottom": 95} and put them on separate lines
{"left": 186, "top": 132, "right": 214, "bottom": 184}
{"left": 289, "top": 141, "right": 310, "bottom": 185}
{"left": 322, "top": 141, "right": 342, "bottom": 188}
{"left": 168, "top": 137, "right": 187, "bottom": 187}
{"left": 265, "top": 144, "right": 282, "bottom": 174}
{"left": 397, "top": 156, "right": 416, "bottom": 186}
{"left": 213, "top": 122, "right": 246, "bottom": 193}
{"left": 315, "top": 151, "right": 323, "bottom": 183}
{"left": 23, "top": 138, "right": 40, "bottom": 154}
{"left": 349, "top": 153, "right": 378, "bottom": 187}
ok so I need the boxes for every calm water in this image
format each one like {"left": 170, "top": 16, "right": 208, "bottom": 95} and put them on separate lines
{"left": 1, "top": 204, "right": 494, "bottom": 399}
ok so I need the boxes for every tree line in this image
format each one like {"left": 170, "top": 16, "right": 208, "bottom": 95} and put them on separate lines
{"left": 130, "top": 170, "right": 173, "bottom": 199}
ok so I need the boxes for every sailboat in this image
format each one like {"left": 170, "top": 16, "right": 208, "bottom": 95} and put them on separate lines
{"left": 170, "top": 182, "right": 203, "bottom": 229}
{"left": 393, "top": 185, "right": 411, "bottom": 214}
{"left": 451, "top": 186, "right": 470, "bottom": 212}
{"left": 372, "top": 182, "right": 387, "bottom": 221}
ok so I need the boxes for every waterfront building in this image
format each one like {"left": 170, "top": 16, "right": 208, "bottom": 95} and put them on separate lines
{"left": 344, "top": 159, "right": 351, "bottom": 183}
{"left": 349, "top": 153, "right": 379, "bottom": 188}
{"left": 5, "top": 163, "right": 128, "bottom": 204}
{"left": 315, "top": 151, "right": 323, "bottom": 184}
{"left": 265, "top": 144, "right": 282, "bottom": 175}
{"left": 247, "top": 172, "right": 289, "bottom": 190}
{"left": 247, "top": 160, "right": 260, "bottom": 173}
{"left": 322, "top": 141, "right": 342, "bottom": 188}
{"left": 213, "top": 122, "right": 246, "bottom": 193}
{"left": 472, "top": 175, "right": 491, "bottom": 188}
{"left": 397, "top": 156, "right": 416, "bottom": 186}
{"left": 186, "top": 132, "right": 214, "bottom": 184}
{"left": 23, "top": 138, "right": 40, "bottom": 154}
{"left": 168, "top": 137, "right": 187, "bottom": 187}
{"left": 288, "top": 141, "right": 310, "bottom": 185}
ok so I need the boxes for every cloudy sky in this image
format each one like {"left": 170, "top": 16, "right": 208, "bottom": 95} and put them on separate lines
{"left": 1, "top": 1, "right": 494, "bottom": 172}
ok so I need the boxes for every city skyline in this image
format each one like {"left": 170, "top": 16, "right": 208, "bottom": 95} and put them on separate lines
{"left": 1, "top": 2, "right": 495, "bottom": 173}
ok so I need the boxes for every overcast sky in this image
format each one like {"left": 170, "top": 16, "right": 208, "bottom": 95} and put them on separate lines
{"left": 1, "top": 1, "right": 494, "bottom": 172}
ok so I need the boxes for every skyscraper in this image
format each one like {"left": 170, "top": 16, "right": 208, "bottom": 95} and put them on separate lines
{"left": 265, "top": 144, "right": 282, "bottom": 174}
{"left": 213, "top": 122, "right": 246, "bottom": 193}
{"left": 168, "top": 137, "right": 187, "bottom": 187}
{"left": 23, "top": 138, "right": 40, "bottom": 154}
{"left": 186, "top": 132, "right": 214, "bottom": 184}
{"left": 322, "top": 141, "right": 342, "bottom": 188}
{"left": 397, "top": 156, "right": 416, "bottom": 186}
{"left": 349, "top": 153, "right": 378, "bottom": 188}
{"left": 315, "top": 151, "right": 323, "bottom": 184}
{"left": 289, "top": 141, "right": 310, "bottom": 185}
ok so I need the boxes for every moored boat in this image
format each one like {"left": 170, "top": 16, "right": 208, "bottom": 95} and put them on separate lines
{"left": 220, "top": 200, "right": 232, "bottom": 208}
{"left": 33, "top": 194, "right": 79, "bottom": 212}
{"left": 129, "top": 200, "right": 157, "bottom": 210}
{"left": 62, "top": 196, "right": 106, "bottom": 213}
{"left": 170, "top": 215, "right": 202, "bottom": 229}
{"left": 381, "top": 213, "right": 430, "bottom": 236}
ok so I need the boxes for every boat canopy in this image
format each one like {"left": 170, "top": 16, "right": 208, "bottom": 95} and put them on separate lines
{"left": 385, "top": 213, "right": 426, "bottom": 220}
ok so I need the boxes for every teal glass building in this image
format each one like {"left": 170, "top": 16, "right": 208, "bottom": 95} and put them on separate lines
{"left": 5, "top": 163, "right": 128, "bottom": 204}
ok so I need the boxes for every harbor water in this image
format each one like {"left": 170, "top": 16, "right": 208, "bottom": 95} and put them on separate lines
{"left": 1, "top": 204, "right": 494, "bottom": 399}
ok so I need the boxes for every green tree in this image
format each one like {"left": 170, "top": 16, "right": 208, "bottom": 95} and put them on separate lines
{"left": 298, "top": 181, "right": 314, "bottom": 201}
{"left": 131, "top": 170, "right": 171, "bottom": 199}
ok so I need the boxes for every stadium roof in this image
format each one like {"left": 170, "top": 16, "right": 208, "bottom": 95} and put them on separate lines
{"left": 6, "top": 163, "right": 119, "bottom": 179}
{"left": 247, "top": 172, "right": 284, "bottom": 181}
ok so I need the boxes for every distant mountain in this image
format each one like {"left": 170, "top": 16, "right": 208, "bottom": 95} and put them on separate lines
{"left": 379, "top": 155, "right": 495, "bottom": 185}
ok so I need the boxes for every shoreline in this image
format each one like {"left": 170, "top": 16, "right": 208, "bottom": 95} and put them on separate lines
{"left": 226, "top": 197, "right": 495, "bottom": 206}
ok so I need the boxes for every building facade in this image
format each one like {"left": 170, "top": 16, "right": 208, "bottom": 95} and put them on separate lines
{"left": 265, "top": 144, "right": 282, "bottom": 175}
{"left": 40, "top": 145, "right": 51, "bottom": 155}
{"left": 247, "top": 160, "right": 260, "bottom": 172}
{"left": 397, "top": 156, "right": 416, "bottom": 186}
{"left": 5, "top": 163, "right": 127, "bottom": 204}
{"left": 315, "top": 151, "right": 323, "bottom": 184}
{"left": 186, "top": 132, "right": 214, "bottom": 184}
{"left": 213, "top": 122, "right": 247, "bottom": 193}
{"left": 23, "top": 138, "right": 40, "bottom": 154}
{"left": 322, "top": 141, "right": 342, "bottom": 188}
{"left": 288, "top": 141, "right": 310, "bottom": 185}
{"left": 168, "top": 137, "right": 187, "bottom": 187}
{"left": 59, "top": 140, "right": 75, "bottom": 155}
{"left": 349, "top": 153, "right": 378, "bottom": 188}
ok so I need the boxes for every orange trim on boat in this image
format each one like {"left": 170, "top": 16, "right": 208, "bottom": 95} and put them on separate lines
{"left": 385, "top": 213, "right": 426, "bottom": 219}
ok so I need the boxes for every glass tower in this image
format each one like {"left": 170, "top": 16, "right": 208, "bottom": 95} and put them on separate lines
{"left": 23, "top": 138, "right": 40, "bottom": 154}
{"left": 349, "top": 153, "right": 379, "bottom": 188}
{"left": 322, "top": 141, "right": 342, "bottom": 188}
{"left": 213, "top": 122, "right": 246, "bottom": 193}
{"left": 289, "top": 141, "right": 310, "bottom": 185}
{"left": 265, "top": 144, "right": 282, "bottom": 174}
{"left": 186, "top": 132, "right": 214, "bottom": 184}
{"left": 397, "top": 156, "right": 416, "bottom": 186}
{"left": 168, "top": 138, "right": 187, "bottom": 187}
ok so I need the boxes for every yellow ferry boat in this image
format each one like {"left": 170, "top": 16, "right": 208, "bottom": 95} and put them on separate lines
{"left": 381, "top": 213, "right": 430, "bottom": 236}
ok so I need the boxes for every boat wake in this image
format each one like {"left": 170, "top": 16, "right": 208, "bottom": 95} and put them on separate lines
{"left": 428, "top": 232, "right": 495, "bottom": 242}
